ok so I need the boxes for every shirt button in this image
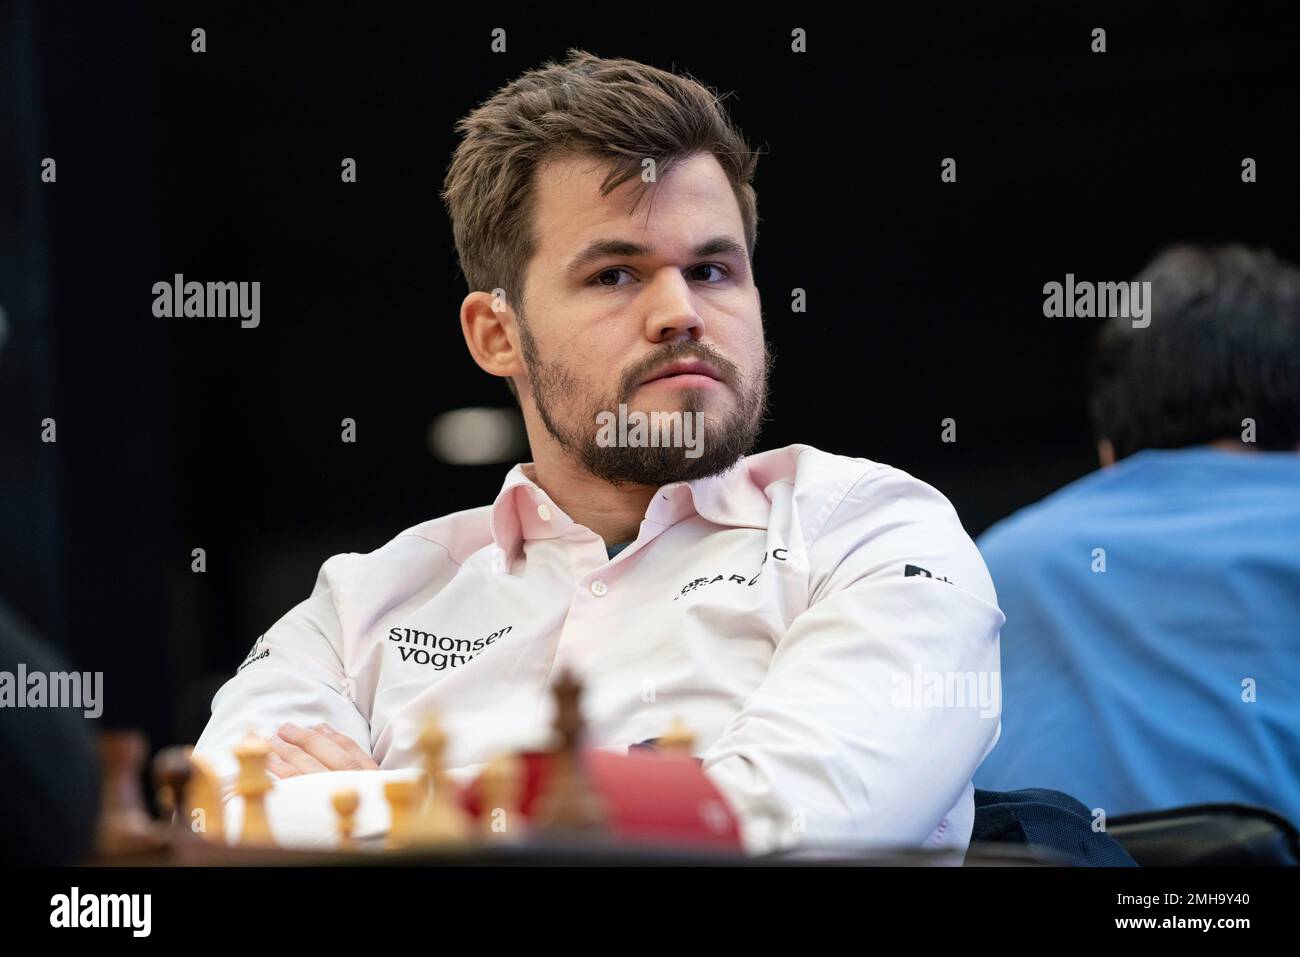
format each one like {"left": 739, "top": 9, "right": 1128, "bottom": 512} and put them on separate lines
{"left": 537, "top": 503, "right": 552, "bottom": 522}
{"left": 589, "top": 580, "right": 608, "bottom": 597}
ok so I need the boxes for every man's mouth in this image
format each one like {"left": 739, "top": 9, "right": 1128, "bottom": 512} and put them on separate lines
{"left": 635, "top": 359, "right": 724, "bottom": 390}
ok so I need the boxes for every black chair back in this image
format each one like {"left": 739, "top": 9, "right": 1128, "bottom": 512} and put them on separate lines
{"left": 1107, "top": 803, "right": 1300, "bottom": 866}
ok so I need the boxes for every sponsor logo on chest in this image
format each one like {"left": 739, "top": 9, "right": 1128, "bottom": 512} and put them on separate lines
{"left": 387, "top": 624, "right": 514, "bottom": 671}
{"left": 673, "top": 547, "right": 789, "bottom": 601}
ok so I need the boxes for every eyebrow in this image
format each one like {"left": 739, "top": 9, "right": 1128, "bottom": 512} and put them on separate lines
{"left": 563, "top": 236, "right": 749, "bottom": 279}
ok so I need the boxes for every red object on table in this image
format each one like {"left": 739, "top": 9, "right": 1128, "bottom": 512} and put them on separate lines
{"left": 461, "top": 748, "right": 743, "bottom": 851}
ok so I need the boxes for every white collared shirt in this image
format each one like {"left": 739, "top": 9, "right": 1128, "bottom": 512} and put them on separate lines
{"left": 195, "top": 443, "right": 1004, "bottom": 855}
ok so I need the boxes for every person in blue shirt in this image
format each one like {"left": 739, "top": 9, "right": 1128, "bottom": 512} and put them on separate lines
{"left": 974, "top": 244, "right": 1300, "bottom": 829}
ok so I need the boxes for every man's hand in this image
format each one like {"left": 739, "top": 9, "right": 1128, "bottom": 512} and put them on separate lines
{"left": 267, "top": 722, "right": 379, "bottom": 778}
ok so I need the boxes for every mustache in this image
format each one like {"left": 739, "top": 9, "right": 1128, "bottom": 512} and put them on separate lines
{"left": 620, "top": 343, "right": 738, "bottom": 396}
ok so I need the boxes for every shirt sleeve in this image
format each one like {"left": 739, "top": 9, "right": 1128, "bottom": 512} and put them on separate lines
{"left": 193, "top": 553, "right": 373, "bottom": 791}
{"left": 698, "top": 465, "right": 1005, "bottom": 855}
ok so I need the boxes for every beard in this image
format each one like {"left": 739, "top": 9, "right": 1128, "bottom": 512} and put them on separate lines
{"left": 516, "top": 316, "right": 772, "bottom": 487}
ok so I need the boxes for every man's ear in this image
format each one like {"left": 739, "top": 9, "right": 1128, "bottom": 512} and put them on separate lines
{"left": 460, "top": 290, "right": 524, "bottom": 383}
{"left": 1097, "top": 438, "right": 1116, "bottom": 468}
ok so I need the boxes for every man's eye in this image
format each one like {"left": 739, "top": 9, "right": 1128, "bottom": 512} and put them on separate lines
{"left": 690, "top": 264, "right": 729, "bottom": 282}
{"left": 592, "top": 267, "right": 632, "bottom": 287}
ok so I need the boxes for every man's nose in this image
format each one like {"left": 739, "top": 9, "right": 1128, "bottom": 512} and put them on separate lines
{"left": 642, "top": 270, "right": 705, "bottom": 344}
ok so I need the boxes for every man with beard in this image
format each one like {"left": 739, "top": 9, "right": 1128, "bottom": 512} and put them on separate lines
{"left": 194, "top": 50, "right": 1004, "bottom": 856}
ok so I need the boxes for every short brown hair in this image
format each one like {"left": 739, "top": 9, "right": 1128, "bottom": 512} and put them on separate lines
{"left": 440, "top": 49, "right": 761, "bottom": 398}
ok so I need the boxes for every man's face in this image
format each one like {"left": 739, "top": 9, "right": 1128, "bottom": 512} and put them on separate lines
{"left": 515, "top": 151, "right": 771, "bottom": 486}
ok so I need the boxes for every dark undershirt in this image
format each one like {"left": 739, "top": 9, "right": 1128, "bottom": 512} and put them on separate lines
{"left": 605, "top": 541, "right": 632, "bottom": 560}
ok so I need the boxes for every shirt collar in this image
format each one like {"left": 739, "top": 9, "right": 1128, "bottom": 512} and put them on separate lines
{"left": 488, "top": 447, "right": 800, "bottom": 564}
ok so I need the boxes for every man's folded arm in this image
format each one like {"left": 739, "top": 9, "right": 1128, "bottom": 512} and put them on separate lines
{"left": 193, "top": 554, "right": 372, "bottom": 789}
{"left": 699, "top": 467, "right": 1005, "bottom": 855}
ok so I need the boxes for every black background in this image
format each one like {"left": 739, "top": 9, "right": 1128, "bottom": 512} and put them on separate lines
{"left": 2, "top": 1, "right": 1296, "bottom": 747}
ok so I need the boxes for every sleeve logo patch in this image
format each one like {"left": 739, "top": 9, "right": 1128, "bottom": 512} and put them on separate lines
{"left": 238, "top": 633, "right": 270, "bottom": 672}
{"left": 904, "top": 564, "right": 954, "bottom": 585}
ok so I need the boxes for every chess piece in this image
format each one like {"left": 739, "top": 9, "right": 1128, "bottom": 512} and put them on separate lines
{"left": 95, "top": 729, "right": 168, "bottom": 855}
{"left": 479, "top": 754, "right": 524, "bottom": 840}
{"left": 233, "top": 730, "right": 274, "bottom": 847}
{"left": 152, "top": 745, "right": 200, "bottom": 843}
{"left": 152, "top": 745, "right": 190, "bottom": 819}
{"left": 185, "top": 753, "right": 224, "bottom": 843}
{"left": 417, "top": 715, "right": 448, "bottom": 807}
{"left": 658, "top": 717, "right": 696, "bottom": 755}
{"left": 384, "top": 777, "right": 419, "bottom": 849}
{"left": 532, "top": 669, "right": 608, "bottom": 835}
{"left": 332, "top": 789, "right": 360, "bottom": 850}
{"left": 409, "top": 715, "right": 471, "bottom": 844}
